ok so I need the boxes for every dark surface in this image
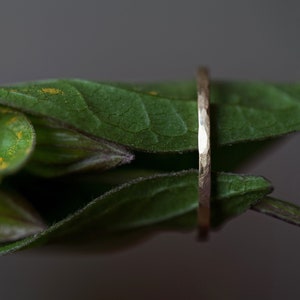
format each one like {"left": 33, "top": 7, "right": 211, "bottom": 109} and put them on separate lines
{"left": 1, "top": 1, "right": 300, "bottom": 299}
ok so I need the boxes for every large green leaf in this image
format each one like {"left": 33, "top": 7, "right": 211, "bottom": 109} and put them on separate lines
{"left": 115, "top": 80, "right": 300, "bottom": 145}
{"left": 0, "top": 80, "right": 197, "bottom": 152}
{"left": 1, "top": 80, "right": 300, "bottom": 154}
{"left": 0, "top": 171, "right": 271, "bottom": 255}
{"left": 0, "top": 107, "right": 35, "bottom": 178}
{"left": 211, "top": 82, "right": 300, "bottom": 145}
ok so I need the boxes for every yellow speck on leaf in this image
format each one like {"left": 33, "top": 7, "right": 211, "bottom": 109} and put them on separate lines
{"left": 41, "top": 88, "right": 64, "bottom": 95}
{"left": 0, "top": 158, "right": 8, "bottom": 170}
{"left": 6, "top": 116, "right": 18, "bottom": 125}
{"left": 16, "top": 131, "right": 23, "bottom": 139}
{"left": 7, "top": 148, "right": 15, "bottom": 156}
{"left": 0, "top": 107, "right": 12, "bottom": 114}
{"left": 149, "top": 91, "right": 158, "bottom": 96}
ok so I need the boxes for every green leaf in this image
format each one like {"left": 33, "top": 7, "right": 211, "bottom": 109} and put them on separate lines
{"left": 109, "top": 81, "right": 197, "bottom": 100}
{"left": 0, "top": 189, "right": 45, "bottom": 242}
{"left": 1, "top": 80, "right": 299, "bottom": 154}
{"left": 211, "top": 173, "right": 272, "bottom": 227}
{"left": 0, "top": 107, "right": 35, "bottom": 178}
{"left": 0, "top": 80, "right": 197, "bottom": 152}
{"left": 252, "top": 197, "right": 300, "bottom": 227}
{"left": 0, "top": 171, "right": 271, "bottom": 255}
{"left": 210, "top": 82, "right": 300, "bottom": 145}
{"left": 26, "top": 116, "right": 134, "bottom": 177}
{"left": 113, "top": 81, "right": 300, "bottom": 145}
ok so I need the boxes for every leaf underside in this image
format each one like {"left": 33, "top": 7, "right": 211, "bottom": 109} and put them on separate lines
{"left": 26, "top": 116, "right": 134, "bottom": 177}
{"left": 0, "top": 171, "right": 271, "bottom": 255}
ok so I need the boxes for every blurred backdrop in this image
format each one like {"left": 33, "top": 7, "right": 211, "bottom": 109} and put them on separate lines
{"left": 1, "top": 1, "right": 300, "bottom": 299}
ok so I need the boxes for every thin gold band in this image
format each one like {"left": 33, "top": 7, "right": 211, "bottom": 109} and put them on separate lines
{"left": 196, "top": 67, "right": 211, "bottom": 238}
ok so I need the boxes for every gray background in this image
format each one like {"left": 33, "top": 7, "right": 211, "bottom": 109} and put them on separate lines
{"left": 1, "top": 0, "right": 300, "bottom": 299}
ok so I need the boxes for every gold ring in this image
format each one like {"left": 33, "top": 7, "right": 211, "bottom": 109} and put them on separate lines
{"left": 197, "top": 67, "right": 211, "bottom": 239}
